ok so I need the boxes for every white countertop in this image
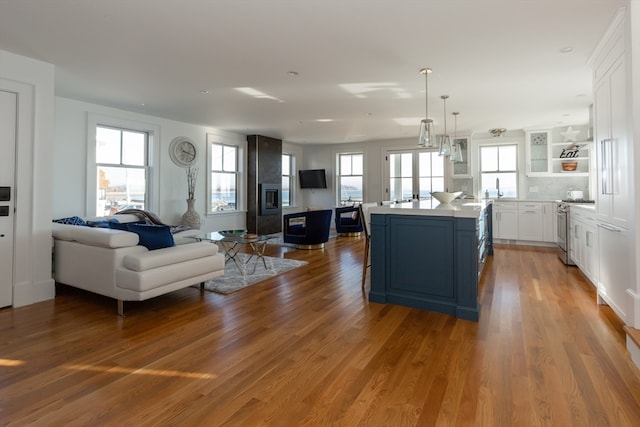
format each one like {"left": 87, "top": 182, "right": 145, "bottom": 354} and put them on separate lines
{"left": 369, "top": 199, "right": 490, "bottom": 219}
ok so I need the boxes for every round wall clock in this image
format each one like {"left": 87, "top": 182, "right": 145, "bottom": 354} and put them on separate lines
{"left": 169, "top": 136, "right": 198, "bottom": 167}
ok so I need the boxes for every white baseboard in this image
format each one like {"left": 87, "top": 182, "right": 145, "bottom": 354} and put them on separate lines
{"left": 12, "top": 278, "right": 55, "bottom": 307}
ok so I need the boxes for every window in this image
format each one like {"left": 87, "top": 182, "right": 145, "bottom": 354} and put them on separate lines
{"left": 95, "top": 125, "right": 148, "bottom": 216}
{"left": 388, "top": 150, "right": 444, "bottom": 201}
{"left": 480, "top": 145, "right": 517, "bottom": 198}
{"left": 282, "top": 153, "right": 294, "bottom": 207}
{"left": 337, "top": 153, "right": 363, "bottom": 204}
{"left": 210, "top": 143, "right": 238, "bottom": 212}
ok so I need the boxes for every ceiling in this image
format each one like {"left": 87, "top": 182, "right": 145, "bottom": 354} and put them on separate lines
{"left": 0, "top": 0, "right": 626, "bottom": 144}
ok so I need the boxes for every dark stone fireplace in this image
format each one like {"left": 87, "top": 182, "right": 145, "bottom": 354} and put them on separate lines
{"left": 246, "top": 135, "right": 282, "bottom": 235}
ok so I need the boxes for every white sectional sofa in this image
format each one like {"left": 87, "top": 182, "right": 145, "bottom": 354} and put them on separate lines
{"left": 52, "top": 214, "right": 224, "bottom": 315}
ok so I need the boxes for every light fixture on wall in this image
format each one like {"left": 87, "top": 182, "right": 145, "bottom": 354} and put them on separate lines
{"left": 438, "top": 95, "right": 452, "bottom": 157}
{"left": 418, "top": 68, "right": 435, "bottom": 147}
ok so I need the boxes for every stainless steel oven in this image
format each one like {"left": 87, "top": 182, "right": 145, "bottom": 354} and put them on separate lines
{"left": 556, "top": 203, "right": 575, "bottom": 265}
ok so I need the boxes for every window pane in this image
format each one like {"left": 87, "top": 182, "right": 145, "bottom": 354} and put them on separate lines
{"left": 282, "top": 154, "right": 290, "bottom": 175}
{"left": 419, "top": 152, "right": 431, "bottom": 176}
{"left": 340, "top": 155, "right": 352, "bottom": 175}
{"left": 211, "top": 172, "right": 236, "bottom": 211}
{"left": 340, "top": 176, "right": 362, "bottom": 203}
{"left": 481, "top": 172, "right": 517, "bottom": 198}
{"left": 223, "top": 146, "right": 237, "bottom": 172}
{"left": 211, "top": 144, "right": 223, "bottom": 170}
{"left": 282, "top": 176, "right": 290, "bottom": 207}
{"left": 499, "top": 146, "right": 517, "bottom": 171}
{"left": 389, "top": 177, "right": 401, "bottom": 200}
{"left": 481, "top": 146, "right": 498, "bottom": 172}
{"left": 97, "top": 166, "right": 146, "bottom": 216}
{"left": 122, "top": 131, "right": 145, "bottom": 166}
{"left": 96, "top": 127, "right": 121, "bottom": 164}
{"left": 432, "top": 177, "right": 445, "bottom": 192}
{"left": 390, "top": 153, "right": 399, "bottom": 177}
{"left": 418, "top": 178, "right": 430, "bottom": 197}
{"left": 400, "top": 177, "right": 413, "bottom": 200}
{"left": 400, "top": 153, "right": 412, "bottom": 176}
{"left": 431, "top": 154, "right": 444, "bottom": 177}
{"left": 352, "top": 154, "right": 363, "bottom": 175}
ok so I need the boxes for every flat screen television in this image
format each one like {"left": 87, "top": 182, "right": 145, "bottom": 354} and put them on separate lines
{"left": 298, "top": 169, "right": 327, "bottom": 189}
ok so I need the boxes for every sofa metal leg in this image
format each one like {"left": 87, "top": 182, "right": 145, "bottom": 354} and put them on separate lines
{"left": 117, "top": 300, "right": 124, "bottom": 316}
{"left": 200, "top": 282, "right": 205, "bottom": 291}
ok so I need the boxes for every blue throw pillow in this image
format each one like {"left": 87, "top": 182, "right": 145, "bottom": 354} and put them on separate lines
{"left": 52, "top": 216, "right": 87, "bottom": 226}
{"left": 109, "top": 220, "right": 146, "bottom": 231}
{"left": 126, "top": 223, "right": 175, "bottom": 250}
{"left": 86, "top": 220, "right": 112, "bottom": 228}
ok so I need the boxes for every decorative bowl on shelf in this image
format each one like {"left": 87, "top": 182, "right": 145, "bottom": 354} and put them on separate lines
{"left": 430, "top": 191, "right": 463, "bottom": 204}
{"left": 561, "top": 161, "right": 578, "bottom": 171}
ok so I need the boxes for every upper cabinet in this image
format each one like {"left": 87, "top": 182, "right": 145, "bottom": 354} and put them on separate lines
{"left": 525, "top": 126, "right": 591, "bottom": 177}
{"left": 451, "top": 136, "right": 471, "bottom": 177}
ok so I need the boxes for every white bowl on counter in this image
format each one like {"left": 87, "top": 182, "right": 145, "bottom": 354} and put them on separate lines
{"left": 430, "top": 191, "right": 463, "bottom": 204}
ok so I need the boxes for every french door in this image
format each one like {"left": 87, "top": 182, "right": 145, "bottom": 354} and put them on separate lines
{"left": 386, "top": 149, "right": 445, "bottom": 201}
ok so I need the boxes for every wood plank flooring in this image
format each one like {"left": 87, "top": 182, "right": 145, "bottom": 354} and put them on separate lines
{"left": 2, "top": 238, "right": 640, "bottom": 426}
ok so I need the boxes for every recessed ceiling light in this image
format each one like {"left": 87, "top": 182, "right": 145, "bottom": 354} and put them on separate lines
{"left": 287, "top": 71, "right": 299, "bottom": 76}
{"left": 560, "top": 46, "right": 574, "bottom": 54}
{"left": 200, "top": 90, "right": 210, "bottom": 94}
{"left": 316, "top": 119, "right": 334, "bottom": 122}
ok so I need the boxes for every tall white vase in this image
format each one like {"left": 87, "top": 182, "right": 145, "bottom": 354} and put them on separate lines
{"left": 181, "top": 198, "right": 201, "bottom": 229}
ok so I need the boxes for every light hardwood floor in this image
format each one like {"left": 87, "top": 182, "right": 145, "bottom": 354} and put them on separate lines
{"left": 2, "top": 237, "right": 640, "bottom": 426}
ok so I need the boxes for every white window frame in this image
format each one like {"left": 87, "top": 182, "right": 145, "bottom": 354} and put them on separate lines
{"left": 86, "top": 113, "right": 159, "bottom": 217}
{"left": 385, "top": 148, "right": 445, "bottom": 201}
{"left": 207, "top": 132, "right": 244, "bottom": 214}
{"left": 479, "top": 143, "right": 519, "bottom": 199}
{"left": 336, "top": 152, "right": 364, "bottom": 205}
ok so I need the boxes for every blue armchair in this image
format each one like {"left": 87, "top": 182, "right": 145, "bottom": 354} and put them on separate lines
{"left": 283, "top": 209, "right": 333, "bottom": 249}
{"left": 334, "top": 206, "right": 363, "bottom": 236}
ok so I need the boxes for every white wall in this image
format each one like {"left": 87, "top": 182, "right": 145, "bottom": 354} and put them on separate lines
{"left": 0, "top": 49, "right": 56, "bottom": 307}
{"left": 53, "top": 97, "right": 247, "bottom": 232}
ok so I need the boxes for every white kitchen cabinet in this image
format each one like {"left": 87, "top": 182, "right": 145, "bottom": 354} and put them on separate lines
{"left": 593, "top": 25, "right": 630, "bottom": 228}
{"left": 590, "top": 12, "right": 632, "bottom": 325}
{"left": 526, "top": 129, "right": 590, "bottom": 177}
{"left": 525, "top": 130, "right": 551, "bottom": 175}
{"left": 571, "top": 207, "right": 599, "bottom": 286}
{"left": 598, "top": 222, "right": 630, "bottom": 323}
{"left": 517, "top": 202, "right": 543, "bottom": 241}
{"left": 492, "top": 201, "right": 518, "bottom": 240}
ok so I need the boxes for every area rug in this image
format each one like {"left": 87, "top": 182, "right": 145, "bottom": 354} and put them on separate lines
{"left": 201, "top": 253, "right": 308, "bottom": 294}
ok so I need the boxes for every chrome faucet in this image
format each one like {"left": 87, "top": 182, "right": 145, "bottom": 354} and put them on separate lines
{"left": 496, "top": 178, "right": 504, "bottom": 198}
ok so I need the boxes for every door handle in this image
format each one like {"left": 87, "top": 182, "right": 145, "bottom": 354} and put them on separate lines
{"left": 598, "top": 223, "right": 621, "bottom": 232}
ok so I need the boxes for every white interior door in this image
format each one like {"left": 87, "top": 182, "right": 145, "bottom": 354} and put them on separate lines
{"left": 0, "top": 89, "right": 17, "bottom": 308}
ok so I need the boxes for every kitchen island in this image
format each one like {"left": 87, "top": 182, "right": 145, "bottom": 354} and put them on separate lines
{"left": 368, "top": 199, "right": 492, "bottom": 321}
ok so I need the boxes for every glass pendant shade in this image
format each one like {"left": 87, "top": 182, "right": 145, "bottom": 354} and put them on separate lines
{"left": 438, "top": 95, "right": 451, "bottom": 156}
{"left": 418, "top": 68, "right": 434, "bottom": 147}
{"left": 418, "top": 118, "right": 435, "bottom": 147}
{"left": 438, "top": 134, "right": 452, "bottom": 156}
{"left": 451, "top": 140, "right": 464, "bottom": 162}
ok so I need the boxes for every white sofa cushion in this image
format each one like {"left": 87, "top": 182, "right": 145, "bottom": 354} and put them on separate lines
{"left": 122, "top": 241, "right": 219, "bottom": 272}
{"left": 116, "top": 254, "right": 225, "bottom": 292}
{"left": 52, "top": 223, "right": 139, "bottom": 248}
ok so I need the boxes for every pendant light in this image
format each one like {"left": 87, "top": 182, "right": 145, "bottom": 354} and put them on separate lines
{"left": 451, "top": 112, "right": 464, "bottom": 163}
{"left": 438, "top": 95, "right": 452, "bottom": 156}
{"left": 418, "top": 68, "right": 435, "bottom": 147}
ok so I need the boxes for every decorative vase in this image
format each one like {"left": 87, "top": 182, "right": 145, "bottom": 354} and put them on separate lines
{"left": 181, "top": 198, "right": 201, "bottom": 229}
